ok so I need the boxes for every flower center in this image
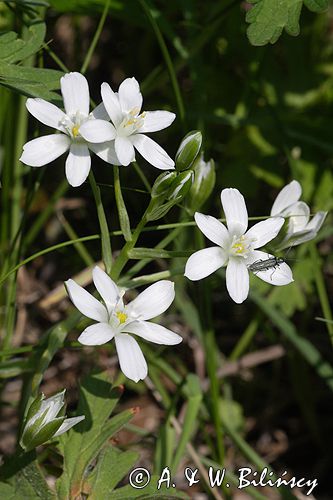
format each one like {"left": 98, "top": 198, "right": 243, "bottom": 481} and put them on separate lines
{"left": 72, "top": 125, "right": 80, "bottom": 138}
{"left": 119, "top": 108, "right": 146, "bottom": 136}
{"left": 230, "top": 235, "right": 254, "bottom": 259}
{"left": 116, "top": 311, "right": 127, "bottom": 324}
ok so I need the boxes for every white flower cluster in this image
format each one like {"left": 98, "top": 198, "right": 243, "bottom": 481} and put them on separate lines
{"left": 20, "top": 72, "right": 327, "bottom": 382}
{"left": 20, "top": 72, "right": 175, "bottom": 187}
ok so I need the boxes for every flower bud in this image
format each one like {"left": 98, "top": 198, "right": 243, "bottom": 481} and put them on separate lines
{"left": 186, "top": 154, "right": 216, "bottom": 213}
{"left": 20, "top": 390, "right": 85, "bottom": 451}
{"left": 151, "top": 171, "right": 178, "bottom": 199}
{"left": 167, "top": 170, "right": 194, "bottom": 200}
{"left": 175, "top": 131, "right": 202, "bottom": 171}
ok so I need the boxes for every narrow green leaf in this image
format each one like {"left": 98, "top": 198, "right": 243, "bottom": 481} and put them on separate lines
{"left": 128, "top": 247, "right": 190, "bottom": 259}
{"left": 89, "top": 172, "right": 113, "bottom": 274}
{"left": 114, "top": 166, "right": 132, "bottom": 242}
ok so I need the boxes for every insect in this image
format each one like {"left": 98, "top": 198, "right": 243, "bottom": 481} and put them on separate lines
{"left": 247, "top": 256, "right": 285, "bottom": 274}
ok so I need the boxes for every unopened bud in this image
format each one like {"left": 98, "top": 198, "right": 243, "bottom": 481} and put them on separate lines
{"left": 175, "top": 131, "right": 202, "bottom": 171}
{"left": 168, "top": 170, "right": 194, "bottom": 200}
{"left": 186, "top": 154, "right": 216, "bottom": 213}
{"left": 151, "top": 171, "right": 178, "bottom": 198}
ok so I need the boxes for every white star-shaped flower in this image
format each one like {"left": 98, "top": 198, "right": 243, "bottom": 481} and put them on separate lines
{"left": 185, "top": 188, "right": 294, "bottom": 304}
{"left": 80, "top": 77, "right": 176, "bottom": 169}
{"left": 20, "top": 72, "right": 115, "bottom": 187}
{"left": 65, "top": 267, "right": 182, "bottom": 382}
{"left": 270, "top": 180, "right": 327, "bottom": 249}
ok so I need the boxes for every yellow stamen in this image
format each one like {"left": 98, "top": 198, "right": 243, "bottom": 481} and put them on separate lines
{"left": 232, "top": 242, "right": 244, "bottom": 254}
{"left": 72, "top": 125, "right": 80, "bottom": 138}
{"left": 116, "top": 311, "right": 127, "bottom": 324}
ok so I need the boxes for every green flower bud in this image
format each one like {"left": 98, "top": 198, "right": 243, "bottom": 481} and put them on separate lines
{"left": 151, "top": 171, "right": 178, "bottom": 199}
{"left": 167, "top": 170, "right": 194, "bottom": 201}
{"left": 20, "top": 390, "right": 85, "bottom": 451}
{"left": 186, "top": 154, "right": 216, "bottom": 213}
{"left": 175, "top": 130, "right": 202, "bottom": 171}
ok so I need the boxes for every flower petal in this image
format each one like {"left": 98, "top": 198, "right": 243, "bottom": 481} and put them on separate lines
{"left": 26, "top": 98, "right": 67, "bottom": 132}
{"left": 92, "top": 266, "right": 119, "bottom": 314}
{"left": 306, "top": 211, "right": 327, "bottom": 232}
{"left": 65, "top": 279, "right": 108, "bottom": 322}
{"left": 53, "top": 416, "right": 85, "bottom": 437}
{"left": 88, "top": 141, "right": 122, "bottom": 165}
{"left": 78, "top": 322, "right": 115, "bottom": 345}
{"left": 65, "top": 143, "right": 91, "bottom": 187}
{"left": 115, "top": 334, "right": 148, "bottom": 382}
{"left": 131, "top": 134, "right": 174, "bottom": 170}
{"left": 184, "top": 247, "right": 227, "bottom": 281}
{"left": 226, "top": 258, "right": 249, "bottom": 304}
{"left": 118, "top": 77, "right": 143, "bottom": 114}
{"left": 140, "top": 110, "right": 176, "bottom": 133}
{"left": 245, "top": 217, "right": 284, "bottom": 249}
{"left": 221, "top": 188, "right": 248, "bottom": 236}
{"left": 79, "top": 119, "right": 116, "bottom": 143}
{"left": 124, "top": 320, "right": 182, "bottom": 345}
{"left": 194, "top": 212, "right": 230, "bottom": 248}
{"left": 90, "top": 102, "right": 109, "bottom": 121}
{"left": 20, "top": 134, "right": 70, "bottom": 167}
{"left": 126, "top": 281, "right": 175, "bottom": 321}
{"left": 61, "top": 72, "right": 90, "bottom": 116}
{"left": 270, "top": 180, "right": 301, "bottom": 216}
{"left": 285, "top": 201, "right": 310, "bottom": 233}
{"left": 246, "top": 250, "right": 294, "bottom": 285}
{"left": 115, "top": 136, "right": 135, "bottom": 166}
{"left": 101, "top": 82, "right": 123, "bottom": 127}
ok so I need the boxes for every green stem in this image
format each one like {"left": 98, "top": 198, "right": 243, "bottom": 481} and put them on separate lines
{"left": 229, "top": 316, "right": 260, "bottom": 361}
{"left": 80, "top": 0, "right": 110, "bottom": 74}
{"left": 139, "top": 0, "right": 186, "bottom": 126}
{"left": 89, "top": 171, "right": 113, "bottom": 274}
{"left": 310, "top": 243, "right": 333, "bottom": 344}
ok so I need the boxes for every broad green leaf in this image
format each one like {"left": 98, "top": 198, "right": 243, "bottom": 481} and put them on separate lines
{"left": 0, "top": 23, "right": 46, "bottom": 64}
{"left": 86, "top": 446, "right": 139, "bottom": 499}
{"left": 0, "top": 453, "right": 54, "bottom": 500}
{"left": 246, "top": 0, "right": 328, "bottom": 46}
{"left": 56, "top": 372, "right": 134, "bottom": 500}
{"left": 0, "top": 62, "right": 63, "bottom": 102}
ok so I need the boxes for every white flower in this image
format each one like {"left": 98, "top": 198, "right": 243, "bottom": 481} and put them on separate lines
{"left": 20, "top": 390, "right": 85, "bottom": 450}
{"left": 185, "top": 188, "right": 294, "bottom": 304}
{"left": 271, "top": 180, "right": 327, "bottom": 249}
{"left": 65, "top": 267, "right": 182, "bottom": 382}
{"left": 20, "top": 72, "right": 115, "bottom": 187}
{"left": 80, "top": 77, "right": 175, "bottom": 170}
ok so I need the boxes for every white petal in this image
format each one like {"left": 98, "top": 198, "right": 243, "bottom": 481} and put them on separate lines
{"left": 101, "top": 82, "right": 123, "bottom": 127}
{"left": 92, "top": 266, "right": 119, "bottom": 314}
{"left": 270, "top": 180, "right": 301, "bottom": 216}
{"left": 245, "top": 217, "right": 284, "bottom": 249}
{"left": 115, "top": 334, "right": 148, "bottom": 383}
{"left": 246, "top": 250, "right": 294, "bottom": 285}
{"left": 90, "top": 102, "right": 109, "bottom": 121}
{"left": 115, "top": 136, "right": 135, "bottom": 166}
{"left": 53, "top": 416, "right": 85, "bottom": 437}
{"left": 79, "top": 120, "right": 116, "bottom": 143}
{"left": 226, "top": 258, "right": 249, "bottom": 304}
{"left": 306, "top": 211, "right": 327, "bottom": 232}
{"left": 65, "top": 279, "right": 108, "bottom": 322}
{"left": 89, "top": 141, "right": 122, "bottom": 166}
{"left": 20, "top": 134, "right": 70, "bottom": 167}
{"left": 44, "top": 391, "right": 65, "bottom": 422}
{"left": 26, "top": 98, "right": 66, "bottom": 132}
{"left": 131, "top": 134, "right": 174, "bottom": 170}
{"left": 194, "top": 212, "right": 230, "bottom": 248}
{"left": 140, "top": 110, "right": 176, "bottom": 133}
{"left": 184, "top": 247, "right": 227, "bottom": 281}
{"left": 78, "top": 322, "right": 115, "bottom": 345}
{"left": 65, "top": 143, "right": 91, "bottom": 187}
{"left": 284, "top": 201, "right": 310, "bottom": 234}
{"left": 118, "top": 77, "right": 143, "bottom": 114}
{"left": 61, "top": 72, "right": 90, "bottom": 116}
{"left": 126, "top": 281, "right": 175, "bottom": 321}
{"left": 221, "top": 188, "right": 248, "bottom": 236}
{"left": 124, "top": 320, "right": 182, "bottom": 345}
